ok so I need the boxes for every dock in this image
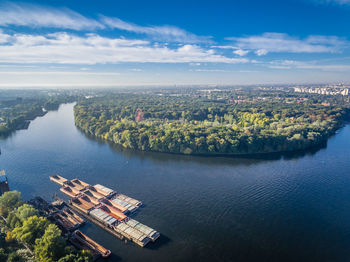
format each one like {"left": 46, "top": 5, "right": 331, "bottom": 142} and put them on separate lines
{"left": 49, "top": 175, "right": 160, "bottom": 247}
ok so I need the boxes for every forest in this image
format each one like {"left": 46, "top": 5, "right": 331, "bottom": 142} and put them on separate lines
{"left": 74, "top": 88, "right": 349, "bottom": 155}
{"left": 0, "top": 90, "right": 79, "bottom": 136}
{"left": 0, "top": 191, "right": 92, "bottom": 262}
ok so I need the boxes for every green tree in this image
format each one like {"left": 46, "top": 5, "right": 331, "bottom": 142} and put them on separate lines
{"left": 58, "top": 251, "right": 92, "bottom": 262}
{"left": 11, "top": 215, "right": 49, "bottom": 246}
{"left": 15, "top": 204, "right": 39, "bottom": 222}
{"left": 0, "top": 248, "right": 8, "bottom": 261}
{"left": 34, "top": 224, "right": 66, "bottom": 262}
{"left": 7, "top": 212, "right": 21, "bottom": 229}
{"left": 0, "top": 191, "right": 22, "bottom": 217}
{"left": 7, "top": 252, "right": 25, "bottom": 262}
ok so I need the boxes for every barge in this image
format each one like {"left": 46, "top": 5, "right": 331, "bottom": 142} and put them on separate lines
{"left": 70, "top": 230, "right": 111, "bottom": 259}
{"left": 50, "top": 174, "right": 68, "bottom": 186}
{"left": 50, "top": 175, "right": 160, "bottom": 247}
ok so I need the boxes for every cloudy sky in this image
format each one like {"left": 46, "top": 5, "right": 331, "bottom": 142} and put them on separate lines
{"left": 0, "top": 0, "right": 350, "bottom": 87}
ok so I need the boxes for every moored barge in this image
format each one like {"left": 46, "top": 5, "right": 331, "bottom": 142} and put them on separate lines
{"left": 50, "top": 175, "right": 160, "bottom": 247}
{"left": 70, "top": 230, "right": 111, "bottom": 259}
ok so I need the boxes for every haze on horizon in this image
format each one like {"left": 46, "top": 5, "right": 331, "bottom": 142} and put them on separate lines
{"left": 0, "top": 0, "right": 350, "bottom": 87}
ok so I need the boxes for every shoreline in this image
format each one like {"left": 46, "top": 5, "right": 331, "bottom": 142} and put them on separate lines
{"left": 75, "top": 122, "right": 346, "bottom": 159}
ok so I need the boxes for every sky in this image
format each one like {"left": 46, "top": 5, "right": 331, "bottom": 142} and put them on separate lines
{"left": 0, "top": 0, "right": 350, "bottom": 87}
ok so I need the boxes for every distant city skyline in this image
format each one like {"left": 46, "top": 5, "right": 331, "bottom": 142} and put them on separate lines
{"left": 0, "top": 0, "right": 350, "bottom": 87}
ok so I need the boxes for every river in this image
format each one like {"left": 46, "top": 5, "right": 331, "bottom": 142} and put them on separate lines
{"left": 1, "top": 103, "right": 350, "bottom": 262}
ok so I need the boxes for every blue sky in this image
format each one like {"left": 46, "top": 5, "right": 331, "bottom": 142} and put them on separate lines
{"left": 0, "top": 0, "right": 349, "bottom": 87}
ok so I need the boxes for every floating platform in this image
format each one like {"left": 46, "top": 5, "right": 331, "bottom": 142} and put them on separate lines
{"left": 50, "top": 174, "right": 68, "bottom": 186}
{"left": 65, "top": 181, "right": 86, "bottom": 191}
{"left": 114, "top": 222, "right": 151, "bottom": 247}
{"left": 52, "top": 212, "right": 78, "bottom": 231}
{"left": 71, "top": 179, "right": 90, "bottom": 189}
{"left": 109, "top": 197, "right": 138, "bottom": 213}
{"left": 100, "top": 203, "right": 127, "bottom": 222}
{"left": 126, "top": 219, "right": 160, "bottom": 242}
{"left": 71, "top": 198, "right": 94, "bottom": 213}
{"left": 63, "top": 208, "right": 85, "bottom": 225}
{"left": 102, "top": 199, "right": 128, "bottom": 214}
{"left": 93, "top": 184, "right": 115, "bottom": 197}
{"left": 90, "top": 208, "right": 118, "bottom": 227}
{"left": 83, "top": 189, "right": 105, "bottom": 201}
{"left": 60, "top": 186, "right": 80, "bottom": 198}
{"left": 114, "top": 194, "right": 142, "bottom": 207}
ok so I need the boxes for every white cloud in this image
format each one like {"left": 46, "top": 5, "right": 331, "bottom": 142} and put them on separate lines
{"left": 226, "top": 33, "right": 347, "bottom": 55}
{"left": 0, "top": 31, "right": 248, "bottom": 64}
{"left": 233, "top": 49, "right": 249, "bottom": 56}
{"left": 0, "top": 3, "right": 104, "bottom": 30}
{"left": 100, "top": 16, "right": 211, "bottom": 43}
{"left": 255, "top": 49, "right": 268, "bottom": 56}
{"left": 212, "top": 45, "right": 238, "bottom": 49}
{"left": 0, "top": 3, "right": 211, "bottom": 44}
{"left": 310, "top": 0, "right": 350, "bottom": 5}
{"left": 0, "top": 71, "right": 121, "bottom": 76}
{"left": 269, "top": 59, "right": 350, "bottom": 71}
{"left": 268, "top": 65, "right": 291, "bottom": 69}
{"left": 192, "top": 69, "right": 230, "bottom": 72}
{"left": 0, "top": 30, "right": 10, "bottom": 43}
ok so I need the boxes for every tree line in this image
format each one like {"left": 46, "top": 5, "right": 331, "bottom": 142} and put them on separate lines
{"left": 0, "top": 92, "right": 78, "bottom": 136}
{"left": 74, "top": 92, "right": 347, "bottom": 155}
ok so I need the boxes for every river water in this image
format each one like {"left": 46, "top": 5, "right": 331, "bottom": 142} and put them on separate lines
{"left": 1, "top": 103, "right": 350, "bottom": 262}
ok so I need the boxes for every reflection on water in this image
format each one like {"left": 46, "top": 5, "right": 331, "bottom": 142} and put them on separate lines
{"left": 1, "top": 103, "right": 350, "bottom": 262}
{"left": 80, "top": 126, "right": 330, "bottom": 169}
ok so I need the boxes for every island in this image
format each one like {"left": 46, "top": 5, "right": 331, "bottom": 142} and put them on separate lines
{"left": 74, "top": 87, "right": 350, "bottom": 155}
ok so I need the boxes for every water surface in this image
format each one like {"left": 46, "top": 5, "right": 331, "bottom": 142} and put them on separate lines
{"left": 1, "top": 103, "right": 350, "bottom": 262}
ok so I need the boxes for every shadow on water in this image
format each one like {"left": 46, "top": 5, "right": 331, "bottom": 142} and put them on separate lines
{"left": 78, "top": 128, "right": 330, "bottom": 167}
{"left": 101, "top": 253, "right": 122, "bottom": 262}
{"left": 145, "top": 234, "right": 172, "bottom": 250}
